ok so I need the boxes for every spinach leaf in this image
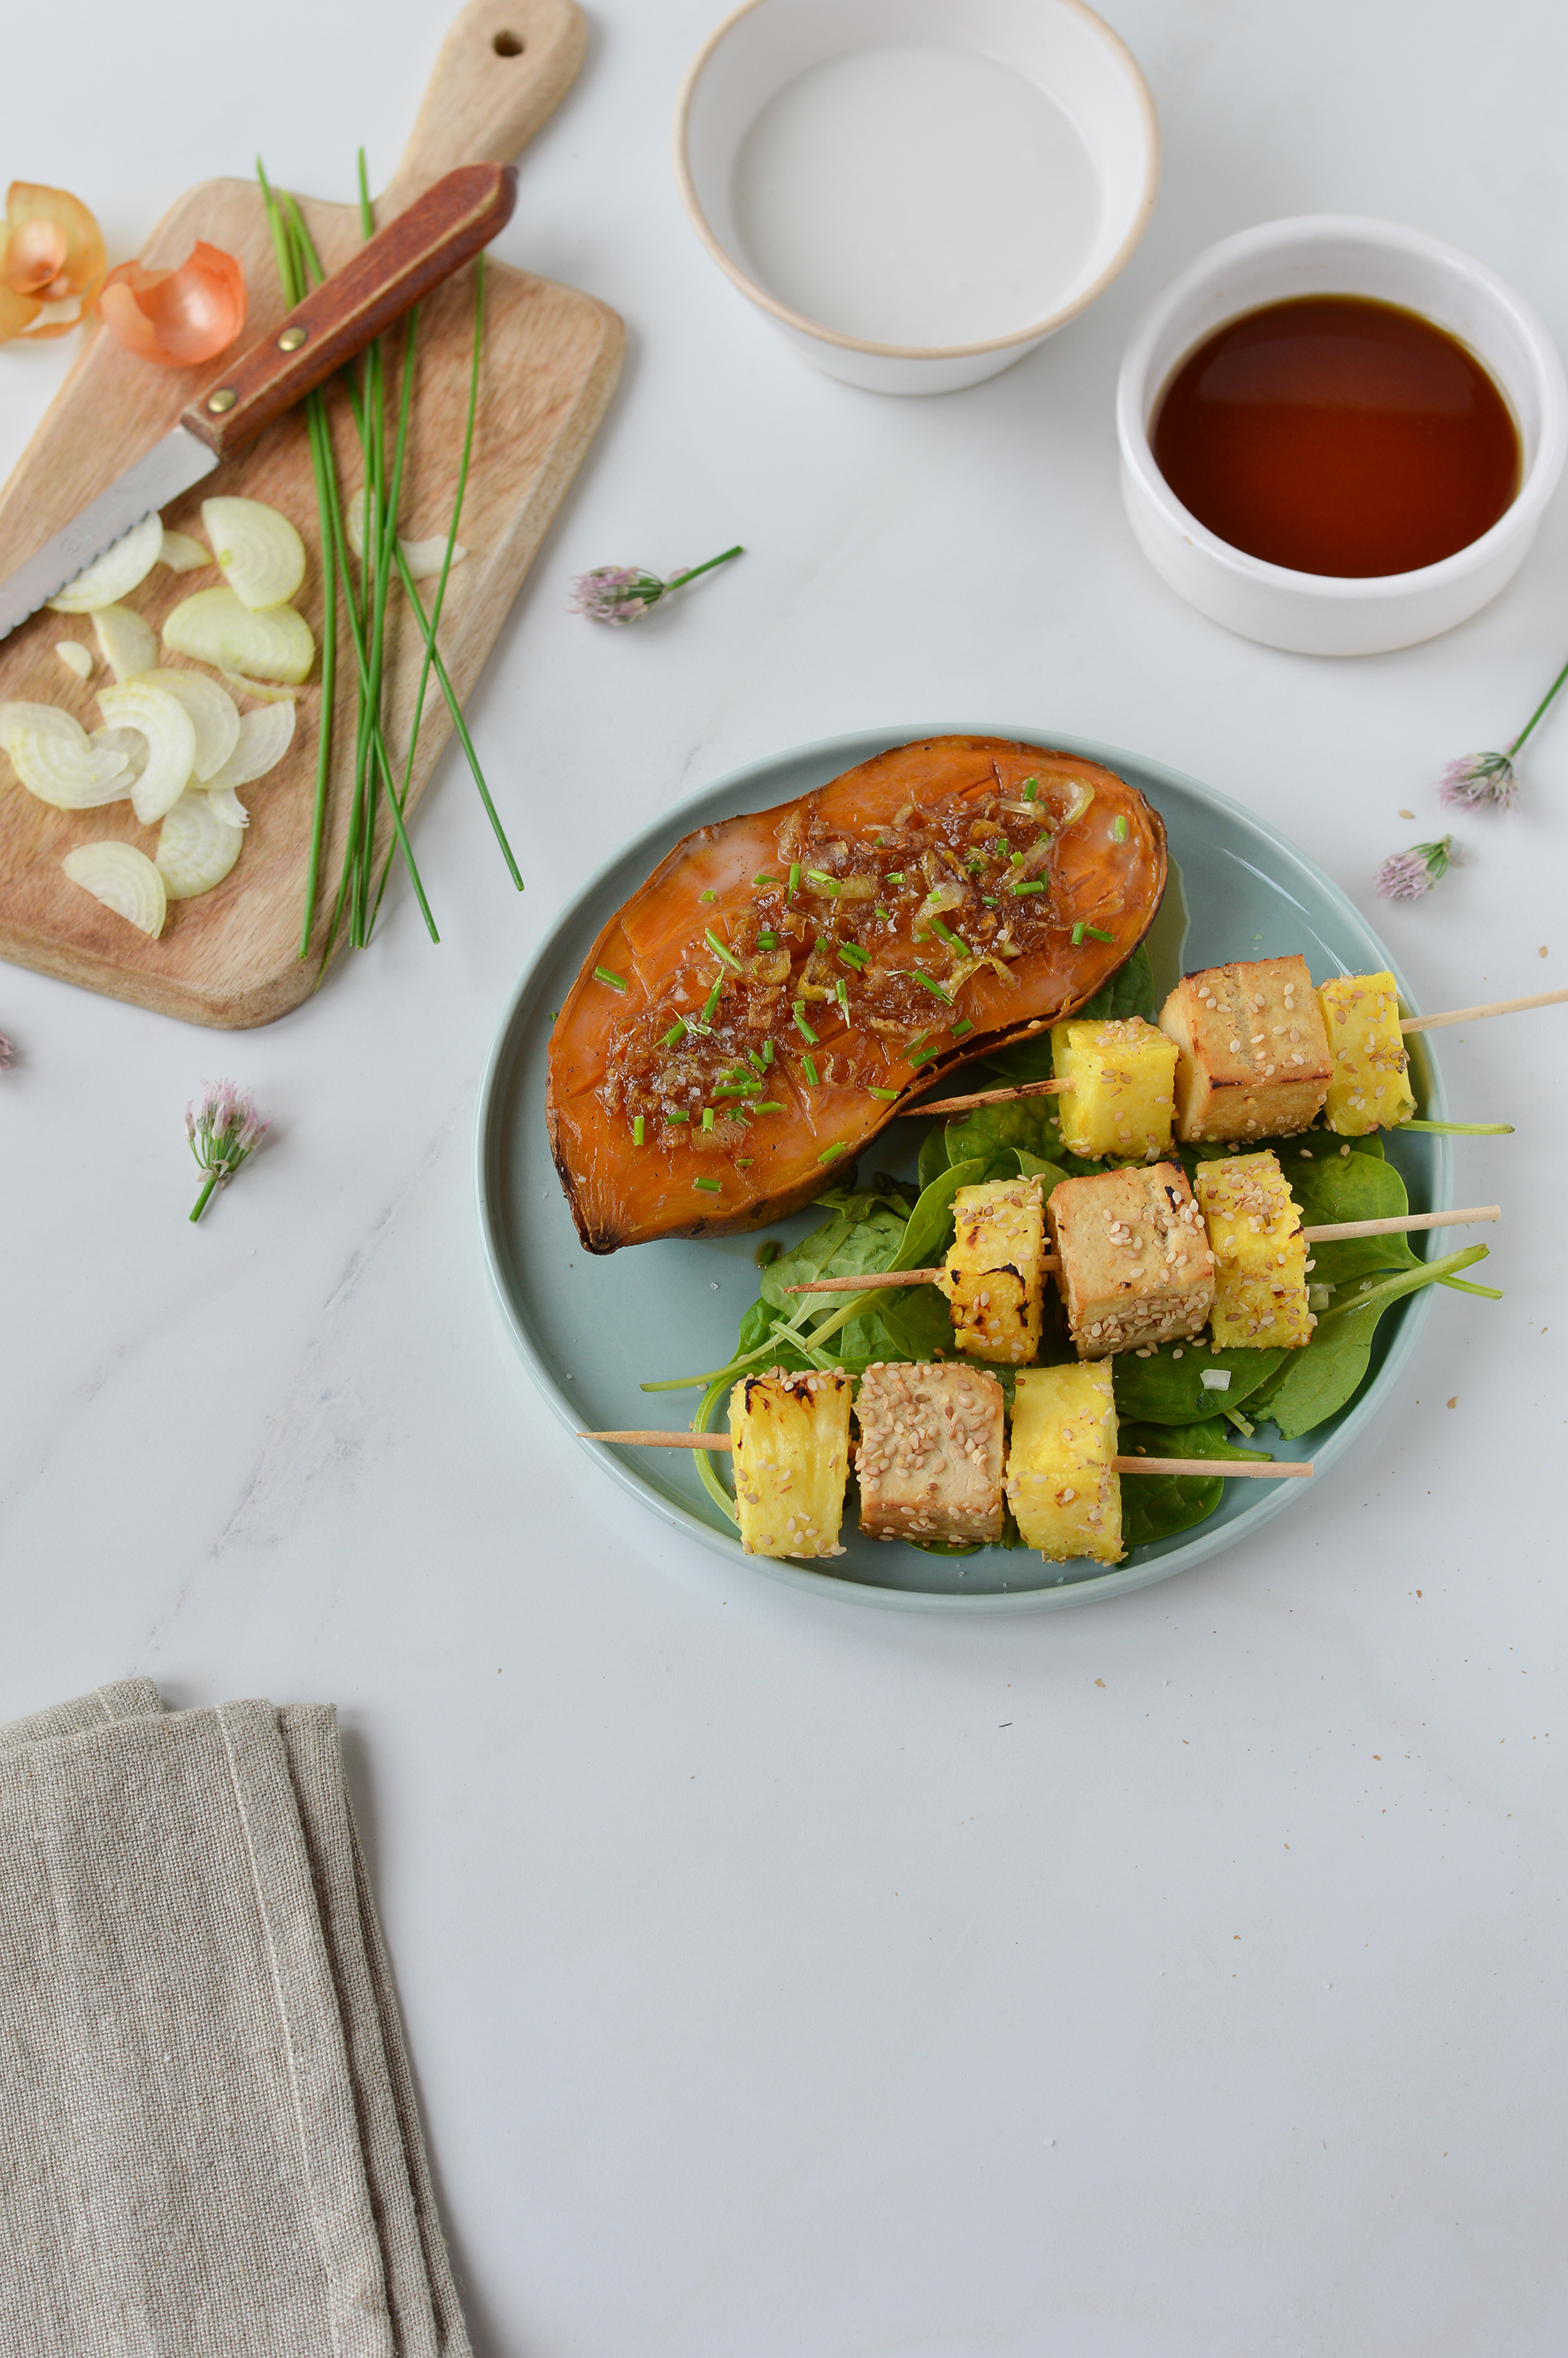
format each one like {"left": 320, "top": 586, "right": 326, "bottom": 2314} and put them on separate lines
{"left": 760, "top": 1185, "right": 911, "bottom": 1315}
{"left": 1264, "top": 1242, "right": 1494, "bottom": 1438}
{"left": 1118, "top": 1415, "right": 1272, "bottom": 1548}
{"left": 898, "top": 1156, "right": 991, "bottom": 1270}
{"left": 942, "top": 1092, "right": 1101, "bottom": 1181}
{"left": 1074, "top": 941, "right": 1157, "bottom": 1024}
{"left": 1111, "top": 1340, "right": 1288, "bottom": 1426}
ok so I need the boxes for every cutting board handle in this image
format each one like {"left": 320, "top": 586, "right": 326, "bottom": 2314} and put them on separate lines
{"left": 379, "top": 0, "right": 588, "bottom": 219}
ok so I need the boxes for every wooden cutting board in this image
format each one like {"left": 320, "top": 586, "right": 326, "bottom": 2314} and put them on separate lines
{"left": 0, "top": 0, "right": 623, "bottom": 1027}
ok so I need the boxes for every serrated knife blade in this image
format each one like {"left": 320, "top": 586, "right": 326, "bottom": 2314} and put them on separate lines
{"left": 0, "top": 162, "right": 517, "bottom": 647}
{"left": 0, "top": 428, "right": 218, "bottom": 640}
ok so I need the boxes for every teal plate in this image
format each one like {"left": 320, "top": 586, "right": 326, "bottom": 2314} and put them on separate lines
{"left": 476, "top": 727, "right": 1452, "bottom": 1612}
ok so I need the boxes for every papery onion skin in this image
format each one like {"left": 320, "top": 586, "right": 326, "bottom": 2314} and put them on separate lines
{"left": 97, "top": 241, "right": 245, "bottom": 368}
{"left": 0, "top": 183, "right": 106, "bottom": 342}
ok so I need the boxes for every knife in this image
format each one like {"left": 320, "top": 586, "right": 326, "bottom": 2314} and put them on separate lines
{"left": 0, "top": 162, "right": 516, "bottom": 641}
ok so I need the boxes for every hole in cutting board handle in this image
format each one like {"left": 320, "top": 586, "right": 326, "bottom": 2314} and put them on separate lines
{"left": 492, "top": 29, "right": 524, "bottom": 55}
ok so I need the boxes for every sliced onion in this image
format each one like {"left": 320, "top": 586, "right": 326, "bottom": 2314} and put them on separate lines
{"left": 201, "top": 496, "right": 305, "bottom": 611}
{"left": 97, "top": 241, "right": 245, "bottom": 369}
{"left": 204, "top": 698, "right": 295, "bottom": 789}
{"left": 90, "top": 725, "right": 150, "bottom": 782}
{"left": 54, "top": 641, "right": 93, "bottom": 680}
{"left": 219, "top": 670, "right": 300, "bottom": 704}
{"left": 203, "top": 785, "right": 249, "bottom": 829}
{"left": 162, "top": 587, "right": 314, "bottom": 684}
{"left": 156, "top": 788, "right": 243, "bottom": 899}
{"left": 0, "top": 700, "right": 87, "bottom": 750}
{"left": 11, "top": 723, "right": 130, "bottom": 807}
{"left": 97, "top": 680, "right": 197, "bottom": 823}
{"left": 138, "top": 667, "right": 240, "bottom": 781}
{"left": 159, "top": 528, "right": 210, "bottom": 573}
{"left": 48, "top": 512, "right": 164, "bottom": 613}
{"left": 0, "top": 183, "right": 106, "bottom": 342}
{"left": 344, "top": 497, "right": 465, "bottom": 579}
{"left": 92, "top": 603, "right": 159, "bottom": 681}
{"left": 62, "top": 841, "right": 166, "bottom": 937}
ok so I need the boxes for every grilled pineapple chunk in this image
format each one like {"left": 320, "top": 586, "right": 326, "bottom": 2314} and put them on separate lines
{"left": 1046, "top": 1163, "right": 1215, "bottom": 1358}
{"left": 1050, "top": 1016, "right": 1177, "bottom": 1161}
{"left": 1318, "top": 970, "right": 1417, "bottom": 1134}
{"left": 1160, "top": 956, "right": 1333, "bottom": 1141}
{"left": 936, "top": 1177, "right": 1046, "bottom": 1364}
{"left": 1005, "top": 1362, "right": 1121, "bottom": 1564}
{"left": 1193, "top": 1150, "right": 1314, "bottom": 1349}
{"left": 728, "top": 1369, "right": 851, "bottom": 1558}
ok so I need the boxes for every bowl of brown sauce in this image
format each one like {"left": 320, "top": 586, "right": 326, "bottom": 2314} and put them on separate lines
{"left": 1117, "top": 216, "right": 1567, "bottom": 655}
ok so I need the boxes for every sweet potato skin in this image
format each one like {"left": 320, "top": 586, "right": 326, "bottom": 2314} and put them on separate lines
{"left": 548, "top": 737, "right": 1166, "bottom": 1253}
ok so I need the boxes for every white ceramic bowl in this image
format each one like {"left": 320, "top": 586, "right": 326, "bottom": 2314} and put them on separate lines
{"left": 1117, "top": 215, "right": 1568, "bottom": 657}
{"left": 675, "top": 0, "right": 1159, "bottom": 396}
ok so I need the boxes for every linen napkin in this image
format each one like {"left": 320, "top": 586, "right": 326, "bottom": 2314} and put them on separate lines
{"left": 0, "top": 1681, "right": 471, "bottom": 2358}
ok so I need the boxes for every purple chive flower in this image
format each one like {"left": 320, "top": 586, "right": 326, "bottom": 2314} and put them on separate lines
{"left": 1439, "top": 750, "right": 1517, "bottom": 810}
{"left": 187, "top": 1080, "right": 268, "bottom": 1224}
{"left": 569, "top": 544, "right": 743, "bottom": 626}
{"left": 1375, "top": 835, "right": 1456, "bottom": 902}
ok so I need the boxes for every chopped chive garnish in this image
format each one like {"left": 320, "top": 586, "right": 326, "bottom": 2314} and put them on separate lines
{"left": 886, "top": 871, "right": 904, "bottom": 884}
{"left": 702, "top": 1108, "right": 715, "bottom": 1132}
{"left": 874, "top": 836, "right": 888, "bottom": 848}
{"left": 837, "top": 942, "right": 870, "bottom": 969}
{"left": 792, "top": 1002, "right": 819, "bottom": 1043}
{"left": 818, "top": 1141, "right": 847, "bottom": 1164}
{"left": 802, "top": 1056, "right": 819, "bottom": 1087}
{"left": 633, "top": 1115, "right": 644, "bottom": 1145}
{"left": 666, "top": 1110, "right": 690, "bottom": 1123}
{"left": 788, "top": 862, "right": 801, "bottom": 897}
{"left": 694, "top": 1176, "right": 722, "bottom": 1193}
{"left": 1036, "top": 831, "right": 1052, "bottom": 846}
{"left": 763, "top": 1040, "right": 773, "bottom": 1064}
{"left": 757, "top": 930, "right": 778, "bottom": 950}
{"left": 1011, "top": 880, "right": 1047, "bottom": 896}
{"left": 1111, "top": 815, "right": 1127, "bottom": 842}
{"left": 752, "top": 1100, "right": 785, "bottom": 1114}
{"left": 1011, "top": 851, "right": 1026, "bottom": 865}
{"left": 1081, "top": 923, "right": 1116, "bottom": 942}
{"left": 867, "top": 1086, "right": 899, "bottom": 1101}
{"left": 701, "top": 977, "right": 724, "bottom": 1023}
{"left": 982, "top": 896, "right": 998, "bottom": 906}
{"left": 836, "top": 979, "right": 849, "bottom": 1012}
{"left": 714, "top": 1081, "right": 761, "bottom": 1097}
{"left": 735, "top": 1157, "right": 752, "bottom": 1167}
{"left": 704, "top": 928, "right": 742, "bottom": 972}
{"left": 966, "top": 856, "right": 987, "bottom": 872}
{"left": 929, "top": 917, "right": 970, "bottom": 954}
{"left": 1021, "top": 776, "right": 1039, "bottom": 801}
{"left": 875, "top": 905, "right": 891, "bottom": 923}
{"left": 951, "top": 1019, "right": 973, "bottom": 1038}
{"left": 700, "top": 888, "right": 717, "bottom": 904}
{"left": 912, "top": 970, "right": 952, "bottom": 1003}
{"left": 1071, "top": 921, "right": 1085, "bottom": 944}
{"left": 752, "top": 872, "right": 773, "bottom": 887}
{"left": 662, "top": 1016, "right": 688, "bottom": 1048}
{"left": 593, "top": 965, "right": 627, "bottom": 991}
{"left": 747, "top": 1048, "right": 766, "bottom": 1072}
{"left": 909, "top": 1040, "right": 942, "bottom": 1065}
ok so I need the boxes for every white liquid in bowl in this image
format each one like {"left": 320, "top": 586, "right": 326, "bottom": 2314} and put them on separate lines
{"left": 729, "top": 45, "right": 1102, "bottom": 349}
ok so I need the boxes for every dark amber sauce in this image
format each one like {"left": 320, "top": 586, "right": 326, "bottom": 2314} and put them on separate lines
{"left": 1152, "top": 296, "right": 1521, "bottom": 578}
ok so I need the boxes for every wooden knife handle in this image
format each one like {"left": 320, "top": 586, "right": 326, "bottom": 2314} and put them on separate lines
{"left": 180, "top": 163, "right": 516, "bottom": 461}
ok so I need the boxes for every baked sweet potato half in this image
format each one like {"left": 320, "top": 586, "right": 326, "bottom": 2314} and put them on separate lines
{"left": 549, "top": 736, "right": 1166, "bottom": 1253}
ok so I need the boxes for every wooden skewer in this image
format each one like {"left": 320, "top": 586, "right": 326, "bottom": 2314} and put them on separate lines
{"left": 783, "top": 1205, "right": 1499, "bottom": 1291}
{"left": 577, "top": 1429, "right": 1313, "bottom": 1478}
{"left": 908, "top": 986, "right": 1565, "bottom": 1115}
{"left": 1399, "top": 986, "right": 1568, "bottom": 1034}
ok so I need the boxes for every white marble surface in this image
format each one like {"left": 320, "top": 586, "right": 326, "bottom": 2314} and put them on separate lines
{"left": 2, "top": 2, "right": 1564, "bottom": 2350}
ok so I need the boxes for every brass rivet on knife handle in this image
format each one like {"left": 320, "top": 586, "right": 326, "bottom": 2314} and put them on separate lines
{"left": 179, "top": 160, "right": 518, "bottom": 462}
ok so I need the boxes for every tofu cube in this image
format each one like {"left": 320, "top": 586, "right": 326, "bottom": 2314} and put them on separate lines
{"left": 1045, "top": 1163, "right": 1216, "bottom": 1358}
{"left": 729, "top": 1369, "right": 852, "bottom": 1557}
{"left": 1006, "top": 1363, "right": 1122, "bottom": 1565}
{"left": 1050, "top": 1016, "right": 1178, "bottom": 1162}
{"left": 1159, "top": 956, "right": 1333, "bottom": 1142}
{"left": 854, "top": 1362, "right": 1006, "bottom": 1545}
{"left": 1317, "top": 970, "right": 1417, "bottom": 1134}
{"left": 1193, "top": 1150, "right": 1314, "bottom": 1349}
{"left": 937, "top": 1177, "right": 1046, "bottom": 1364}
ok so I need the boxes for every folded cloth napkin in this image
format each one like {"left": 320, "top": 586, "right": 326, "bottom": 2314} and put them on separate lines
{"left": 0, "top": 1682, "right": 471, "bottom": 2358}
